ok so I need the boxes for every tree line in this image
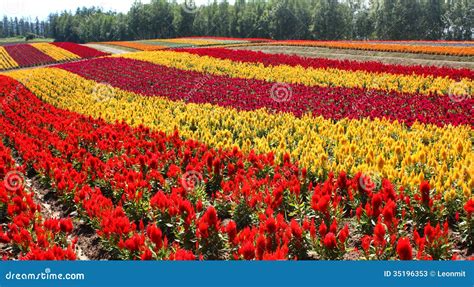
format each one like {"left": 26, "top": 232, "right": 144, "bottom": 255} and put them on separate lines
{"left": 1, "top": 0, "right": 472, "bottom": 42}
{"left": 0, "top": 16, "right": 50, "bottom": 39}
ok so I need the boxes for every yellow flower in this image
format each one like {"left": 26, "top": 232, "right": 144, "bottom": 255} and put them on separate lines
{"left": 6, "top": 67, "right": 473, "bottom": 199}
{"left": 30, "top": 43, "right": 80, "bottom": 61}
{"left": 0, "top": 47, "right": 19, "bottom": 70}
{"left": 444, "top": 189, "right": 457, "bottom": 202}
{"left": 117, "top": 50, "right": 473, "bottom": 96}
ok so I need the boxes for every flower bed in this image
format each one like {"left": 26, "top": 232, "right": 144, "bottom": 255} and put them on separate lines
{"left": 1, "top": 74, "right": 471, "bottom": 260}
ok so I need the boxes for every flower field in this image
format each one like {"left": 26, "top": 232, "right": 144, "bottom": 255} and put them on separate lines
{"left": 0, "top": 42, "right": 109, "bottom": 71}
{"left": 266, "top": 40, "right": 474, "bottom": 56}
{"left": 96, "top": 37, "right": 272, "bottom": 51}
{"left": 0, "top": 42, "right": 472, "bottom": 261}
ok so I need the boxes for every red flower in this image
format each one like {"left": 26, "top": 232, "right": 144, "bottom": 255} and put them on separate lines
{"left": 329, "top": 219, "right": 338, "bottom": 234}
{"left": 0, "top": 232, "right": 10, "bottom": 243}
{"left": 146, "top": 224, "right": 163, "bottom": 248}
{"left": 464, "top": 199, "right": 474, "bottom": 216}
{"left": 420, "top": 181, "right": 430, "bottom": 205}
{"left": 198, "top": 221, "right": 209, "bottom": 238}
{"left": 166, "top": 164, "right": 181, "bottom": 178}
{"left": 361, "top": 235, "right": 372, "bottom": 252}
{"left": 424, "top": 223, "right": 434, "bottom": 242}
{"left": 290, "top": 219, "right": 302, "bottom": 239}
{"left": 309, "top": 219, "right": 316, "bottom": 238}
{"left": 396, "top": 237, "right": 413, "bottom": 260}
{"left": 124, "top": 234, "right": 144, "bottom": 252}
{"left": 52, "top": 42, "right": 109, "bottom": 58}
{"left": 356, "top": 206, "right": 363, "bottom": 220}
{"left": 226, "top": 220, "right": 237, "bottom": 242}
{"left": 323, "top": 232, "right": 337, "bottom": 249}
{"left": 265, "top": 217, "right": 277, "bottom": 234}
{"left": 256, "top": 235, "right": 266, "bottom": 259}
{"left": 371, "top": 193, "right": 383, "bottom": 212}
{"left": 196, "top": 200, "right": 203, "bottom": 212}
{"left": 382, "top": 200, "right": 396, "bottom": 225}
{"left": 44, "top": 218, "right": 60, "bottom": 233}
{"left": 239, "top": 241, "right": 255, "bottom": 260}
{"left": 373, "top": 222, "right": 386, "bottom": 244}
{"left": 338, "top": 224, "right": 349, "bottom": 244}
{"left": 204, "top": 206, "right": 218, "bottom": 227}
{"left": 58, "top": 56, "right": 473, "bottom": 128}
{"left": 141, "top": 248, "right": 153, "bottom": 260}
{"left": 317, "top": 195, "right": 330, "bottom": 213}
{"left": 319, "top": 222, "right": 327, "bottom": 237}
{"left": 169, "top": 248, "right": 195, "bottom": 260}
{"left": 59, "top": 218, "right": 73, "bottom": 233}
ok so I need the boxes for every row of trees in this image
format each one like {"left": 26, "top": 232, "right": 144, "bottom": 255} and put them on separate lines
{"left": 2, "top": 0, "right": 472, "bottom": 42}
{"left": 0, "top": 17, "right": 51, "bottom": 38}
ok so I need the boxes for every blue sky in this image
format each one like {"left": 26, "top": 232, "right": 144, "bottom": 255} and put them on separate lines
{"left": 1, "top": 0, "right": 224, "bottom": 20}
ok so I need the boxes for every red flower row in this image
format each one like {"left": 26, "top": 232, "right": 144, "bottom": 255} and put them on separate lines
{"left": 52, "top": 42, "right": 109, "bottom": 58}
{"left": 4, "top": 44, "right": 55, "bottom": 67}
{"left": 59, "top": 57, "right": 473, "bottom": 127}
{"left": 0, "top": 134, "right": 76, "bottom": 260}
{"left": 1, "top": 75, "right": 471, "bottom": 260}
{"left": 178, "top": 48, "right": 473, "bottom": 81}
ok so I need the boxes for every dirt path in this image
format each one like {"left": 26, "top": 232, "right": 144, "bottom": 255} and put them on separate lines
{"left": 85, "top": 43, "right": 131, "bottom": 54}
{"left": 26, "top": 173, "right": 109, "bottom": 260}
{"left": 6, "top": 143, "right": 108, "bottom": 260}
{"left": 30, "top": 173, "right": 112, "bottom": 259}
{"left": 24, "top": 176, "right": 88, "bottom": 260}
{"left": 233, "top": 45, "right": 474, "bottom": 69}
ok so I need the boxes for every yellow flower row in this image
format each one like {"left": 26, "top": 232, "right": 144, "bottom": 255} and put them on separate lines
{"left": 117, "top": 50, "right": 473, "bottom": 97}
{"left": 30, "top": 43, "right": 80, "bottom": 61}
{"left": 0, "top": 47, "right": 19, "bottom": 70}
{"left": 7, "top": 68, "right": 473, "bottom": 198}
